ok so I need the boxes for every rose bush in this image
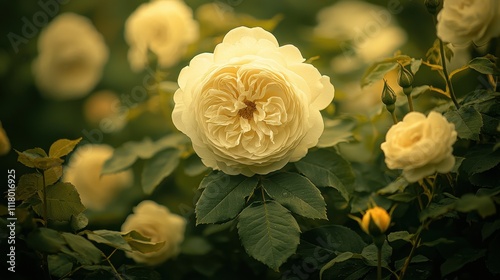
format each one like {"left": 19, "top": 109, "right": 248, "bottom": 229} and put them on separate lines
{"left": 125, "top": 0, "right": 199, "bottom": 72}
{"left": 381, "top": 111, "right": 457, "bottom": 182}
{"left": 63, "top": 144, "right": 133, "bottom": 210}
{"left": 172, "top": 26, "right": 335, "bottom": 176}
{"left": 437, "top": 0, "right": 500, "bottom": 46}
{"left": 121, "top": 200, "right": 186, "bottom": 266}
{"left": 32, "top": 13, "right": 108, "bottom": 99}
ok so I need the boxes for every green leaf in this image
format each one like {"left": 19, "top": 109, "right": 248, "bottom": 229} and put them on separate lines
{"left": 48, "top": 137, "right": 82, "bottom": 158}
{"left": 455, "top": 194, "right": 496, "bottom": 218}
{"left": 141, "top": 148, "right": 181, "bottom": 194}
{"left": 388, "top": 231, "right": 413, "bottom": 243}
{"left": 48, "top": 254, "right": 74, "bottom": 278}
{"left": 420, "top": 238, "right": 454, "bottom": 247}
{"left": 410, "top": 85, "right": 430, "bottom": 99}
{"left": 44, "top": 165, "right": 63, "bottom": 186}
{"left": 361, "top": 55, "right": 412, "bottom": 87}
{"left": 237, "top": 201, "right": 300, "bottom": 271}
{"left": 482, "top": 220, "right": 500, "bottom": 240}
{"left": 377, "top": 177, "right": 410, "bottom": 195}
{"left": 70, "top": 213, "right": 89, "bottom": 231}
{"left": 444, "top": 105, "right": 483, "bottom": 140}
{"left": 262, "top": 172, "right": 326, "bottom": 219}
{"left": 319, "top": 252, "right": 363, "bottom": 280}
{"left": 196, "top": 172, "right": 258, "bottom": 224}
{"left": 123, "top": 230, "right": 166, "bottom": 253}
{"left": 411, "top": 59, "right": 422, "bottom": 74}
{"left": 299, "top": 225, "right": 366, "bottom": 258}
{"left": 102, "top": 134, "right": 189, "bottom": 175}
{"left": 468, "top": 57, "right": 500, "bottom": 75}
{"left": 419, "top": 198, "right": 456, "bottom": 222}
{"left": 86, "top": 230, "right": 132, "bottom": 251}
{"left": 26, "top": 227, "right": 66, "bottom": 253}
{"left": 440, "top": 247, "right": 486, "bottom": 277}
{"left": 118, "top": 265, "right": 162, "bottom": 280}
{"left": 361, "top": 242, "right": 392, "bottom": 267}
{"left": 461, "top": 144, "right": 500, "bottom": 176}
{"left": 317, "top": 118, "right": 355, "bottom": 148}
{"left": 295, "top": 149, "right": 354, "bottom": 201}
{"left": 33, "top": 182, "right": 85, "bottom": 221}
{"left": 16, "top": 148, "right": 47, "bottom": 168}
{"left": 61, "top": 232, "right": 102, "bottom": 265}
{"left": 16, "top": 173, "right": 43, "bottom": 201}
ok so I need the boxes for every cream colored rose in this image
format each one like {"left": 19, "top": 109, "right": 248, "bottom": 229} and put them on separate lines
{"left": 125, "top": 0, "right": 199, "bottom": 72}
{"left": 381, "top": 111, "right": 457, "bottom": 182}
{"left": 63, "top": 144, "right": 133, "bottom": 210}
{"left": 314, "top": 0, "right": 407, "bottom": 73}
{"left": 121, "top": 200, "right": 186, "bottom": 266}
{"left": 32, "top": 13, "right": 108, "bottom": 100}
{"left": 437, "top": 0, "right": 500, "bottom": 46}
{"left": 172, "top": 26, "right": 335, "bottom": 176}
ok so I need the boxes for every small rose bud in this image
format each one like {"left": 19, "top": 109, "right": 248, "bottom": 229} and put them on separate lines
{"left": 361, "top": 206, "right": 391, "bottom": 236}
{"left": 397, "top": 65, "right": 414, "bottom": 93}
{"left": 424, "top": 0, "right": 441, "bottom": 15}
{"left": 381, "top": 79, "right": 397, "bottom": 107}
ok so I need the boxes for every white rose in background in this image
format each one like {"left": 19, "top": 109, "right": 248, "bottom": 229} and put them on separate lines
{"left": 172, "top": 26, "right": 335, "bottom": 176}
{"left": 313, "top": 0, "right": 406, "bottom": 114}
{"left": 314, "top": 0, "right": 407, "bottom": 74}
{"left": 437, "top": 0, "right": 500, "bottom": 46}
{"left": 125, "top": 0, "right": 199, "bottom": 72}
{"left": 381, "top": 111, "right": 457, "bottom": 182}
{"left": 32, "top": 13, "right": 108, "bottom": 100}
{"left": 63, "top": 144, "right": 133, "bottom": 210}
{"left": 121, "top": 200, "right": 186, "bottom": 266}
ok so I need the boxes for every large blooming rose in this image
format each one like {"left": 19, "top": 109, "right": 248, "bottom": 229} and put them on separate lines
{"left": 125, "top": 0, "right": 199, "bottom": 72}
{"left": 32, "top": 13, "right": 108, "bottom": 100}
{"left": 172, "top": 26, "right": 335, "bottom": 176}
{"left": 63, "top": 144, "right": 133, "bottom": 210}
{"left": 121, "top": 200, "right": 186, "bottom": 266}
{"left": 381, "top": 111, "right": 457, "bottom": 182}
{"left": 437, "top": 0, "right": 500, "bottom": 46}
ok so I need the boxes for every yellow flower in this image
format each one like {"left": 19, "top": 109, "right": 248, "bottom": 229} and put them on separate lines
{"left": 361, "top": 206, "right": 391, "bottom": 235}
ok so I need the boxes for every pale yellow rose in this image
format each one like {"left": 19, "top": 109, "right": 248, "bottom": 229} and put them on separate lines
{"left": 32, "top": 13, "right": 108, "bottom": 99}
{"left": 314, "top": 0, "right": 407, "bottom": 73}
{"left": 63, "top": 144, "right": 133, "bottom": 210}
{"left": 121, "top": 200, "right": 186, "bottom": 266}
{"left": 381, "top": 111, "right": 457, "bottom": 182}
{"left": 437, "top": 0, "right": 500, "bottom": 46}
{"left": 125, "top": 0, "right": 199, "bottom": 71}
{"left": 172, "top": 26, "right": 335, "bottom": 176}
{"left": 0, "top": 122, "right": 11, "bottom": 156}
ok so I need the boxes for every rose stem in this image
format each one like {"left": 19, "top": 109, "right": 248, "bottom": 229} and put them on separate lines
{"left": 438, "top": 39, "right": 460, "bottom": 109}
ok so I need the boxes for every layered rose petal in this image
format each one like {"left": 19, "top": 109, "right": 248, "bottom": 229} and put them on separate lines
{"left": 381, "top": 111, "right": 457, "bottom": 182}
{"left": 121, "top": 201, "right": 186, "bottom": 266}
{"left": 125, "top": 0, "right": 199, "bottom": 71}
{"left": 173, "top": 26, "right": 334, "bottom": 176}
{"left": 437, "top": 0, "right": 500, "bottom": 46}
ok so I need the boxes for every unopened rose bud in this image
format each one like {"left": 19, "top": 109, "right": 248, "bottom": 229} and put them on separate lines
{"left": 381, "top": 79, "right": 397, "bottom": 108}
{"left": 397, "top": 65, "right": 414, "bottom": 95}
{"left": 361, "top": 206, "right": 391, "bottom": 236}
{"left": 424, "top": 0, "right": 441, "bottom": 15}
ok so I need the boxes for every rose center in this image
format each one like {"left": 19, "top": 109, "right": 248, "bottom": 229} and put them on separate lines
{"left": 238, "top": 100, "right": 257, "bottom": 120}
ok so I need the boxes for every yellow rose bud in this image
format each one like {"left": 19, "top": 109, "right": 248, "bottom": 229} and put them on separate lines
{"left": 361, "top": 206, "right": 391, "bottom": 236}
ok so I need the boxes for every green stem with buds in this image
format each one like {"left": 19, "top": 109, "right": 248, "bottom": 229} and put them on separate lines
{"left": 438, "top": 39, "right": 460, "bottom": 109}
